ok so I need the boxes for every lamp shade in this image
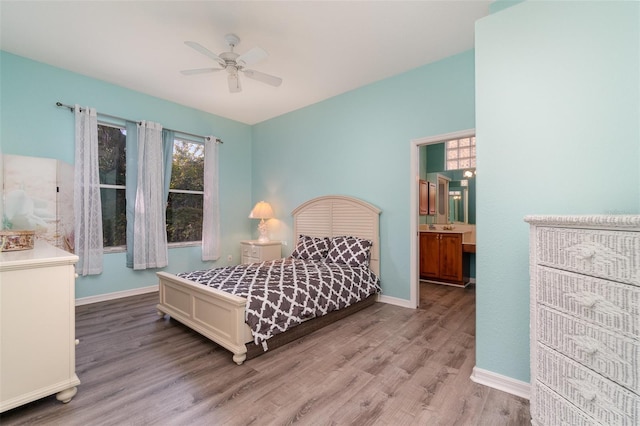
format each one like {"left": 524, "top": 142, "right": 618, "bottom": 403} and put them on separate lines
{"left": 249, "top": 201, "right": 274, "bottom": 220}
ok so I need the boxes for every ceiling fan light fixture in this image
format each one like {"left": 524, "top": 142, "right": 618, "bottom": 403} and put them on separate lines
{"left": 228, "top": 73, "right": 241, "bottom": 93}
{"left": 182, "top": 34, "right": 282, "bottom": 94}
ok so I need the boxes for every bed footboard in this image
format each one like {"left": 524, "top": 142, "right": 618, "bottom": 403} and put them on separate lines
{"left": 156, "top": 271, "right": 253, "bottom": 365}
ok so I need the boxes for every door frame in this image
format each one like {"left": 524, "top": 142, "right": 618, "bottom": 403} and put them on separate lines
{"left": 409, "top": 128, "right": 475, "bottom": 308}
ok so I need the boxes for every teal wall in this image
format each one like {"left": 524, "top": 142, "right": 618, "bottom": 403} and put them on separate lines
{"left": 475, "top": 0, "right": 640, "bottom": 382}
{"left": 0, "top": 52, "right": 254, "bottom": 299}
{"left": 251, "top": 50, "right": 476, "bottom": 300}
{"left": 425, "top": 143, "right": 445, "bottom": 172}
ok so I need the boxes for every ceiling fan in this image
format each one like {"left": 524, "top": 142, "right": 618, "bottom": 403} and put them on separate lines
{"left": 181, "top": 34, "right": 282, "bottom": 93}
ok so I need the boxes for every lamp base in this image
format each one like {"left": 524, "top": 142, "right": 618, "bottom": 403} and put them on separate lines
{"left": 257, "top": 219, "right": 269, "bottom": 243}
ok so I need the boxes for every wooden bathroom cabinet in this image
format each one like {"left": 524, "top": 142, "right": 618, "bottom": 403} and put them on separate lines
{"left": 420, "top": 231, "right": 465, "bottom": 286}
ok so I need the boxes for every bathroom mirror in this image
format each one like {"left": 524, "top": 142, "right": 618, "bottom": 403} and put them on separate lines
{"left": 448, "top": 187, "right": 467, "bottom": 223}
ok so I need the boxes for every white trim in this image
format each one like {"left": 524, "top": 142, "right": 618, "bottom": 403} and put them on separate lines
{"left": 377, "top": 294, "right": 415, "bottom": 309}
{"left": 169, "top": 188, "right": 204, "bottom": 195}
{"left": 470, "top": 366, "right": 531, "bottom": 400}
{"left": 75, "top": 284, "right": 158, "bottom": 306}
{"left": 409, "top": 128, "right": 475, "bottom": 309}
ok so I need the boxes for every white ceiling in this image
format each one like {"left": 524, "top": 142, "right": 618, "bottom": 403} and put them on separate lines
{"left": 0, "top": 1, "right": 491, "bottom": 125}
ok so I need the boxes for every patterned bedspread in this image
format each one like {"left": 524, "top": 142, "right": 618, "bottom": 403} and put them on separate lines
{"left": 177, "top": 258, "right": 380, "bottom": 348}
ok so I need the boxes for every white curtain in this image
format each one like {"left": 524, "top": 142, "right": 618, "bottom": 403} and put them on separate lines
{"left": 201, "top": 137, "right": 220, "bottom": 261}
{"left": 133, "top": 121, "right": 168, "bottom": 269}
{"left": 74, "top": 105, "right": 103, "bottom": 275}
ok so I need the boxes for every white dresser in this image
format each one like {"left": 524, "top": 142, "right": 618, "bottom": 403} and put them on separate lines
{"left": 525, "top": 215, "right": 639, "bottom": 425}
{"left": 240, "top": 240, "right": 281, "bottom": 264}
{"left": 0, "top": 241, "right": 80, "bottom": 412}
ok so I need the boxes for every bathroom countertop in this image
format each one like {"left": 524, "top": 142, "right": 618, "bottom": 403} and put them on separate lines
{"left": 420, "top": 229, "right": 470, "bottom": 234}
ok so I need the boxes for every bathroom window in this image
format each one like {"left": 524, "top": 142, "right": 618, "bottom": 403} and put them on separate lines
{"left": 446, "top": 136, "right": 476, "bottom": 170}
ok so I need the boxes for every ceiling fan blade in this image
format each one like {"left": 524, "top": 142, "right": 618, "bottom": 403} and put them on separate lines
{"left": 228, "top": 73, "right": 241, "bottom": 93}
{"left": 242, "top": 69, "right": 283, "bottom": 87}
{"left": 180, "top": 67, "right": 223, "bottom": 75}
{"left": 184, "top": 41, "right": 224, "bottom": 65}
{"left": 236, "top": 47, "right": 268, "bottom": 67}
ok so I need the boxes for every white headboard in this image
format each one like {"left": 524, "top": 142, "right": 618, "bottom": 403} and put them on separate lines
{"left": 291, "top": 195, "right": 381, "bottom": 275}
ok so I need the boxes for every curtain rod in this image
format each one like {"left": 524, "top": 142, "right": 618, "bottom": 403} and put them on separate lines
{"left": 55, "top": 102, "right": 223, "bottom": 144}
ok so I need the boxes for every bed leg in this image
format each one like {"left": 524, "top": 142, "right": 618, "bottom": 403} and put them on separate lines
{"left": 56, "top": 386, "right": 77, "bottom": 404}
{"left": 232, "top": 352, "right": 247, "bottom": 365}
{"left": 155, "top": 304, "right": 166, "bottom": 318}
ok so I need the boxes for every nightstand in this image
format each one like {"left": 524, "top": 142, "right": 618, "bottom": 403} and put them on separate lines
{"left": 240, "top": 240, "right": 282, "bottom": 264}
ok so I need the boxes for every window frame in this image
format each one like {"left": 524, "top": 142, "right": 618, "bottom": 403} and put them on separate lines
{"left": 166, "top": 137, "right": 205, "bottom": 248}
{"left": 97, "top": 124, "right": 206, "bottom": 252}
{"left": 97, "top": 122, "right": 128, "bottom": 253}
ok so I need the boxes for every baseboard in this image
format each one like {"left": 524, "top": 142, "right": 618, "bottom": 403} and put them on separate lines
{"left": 377, "top": 294, "right": 415, "bottom": 309}
{"left": 75, "top": 284, "right": 159, "bottom": 306}
{"left": 470, "top": 366, "right": 530, "bottom": 400}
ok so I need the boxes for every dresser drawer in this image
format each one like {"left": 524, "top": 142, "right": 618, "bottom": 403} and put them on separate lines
{"left": 534, "top": 227, "right": 640, "bottom": 285}
{"left": 537, "top": 344, "right": 640, "bottom": 425}
{"left": 533, "top": 381, "right": 599, "bottom": 426}
{"left": 242, "top": 245, "right": 259, "bottom": 257}
{"left": 537, "top": 306, "right": 639, "bottom": 392}
{"left": 536, "top": 267, "right": 639, "bottom": 338}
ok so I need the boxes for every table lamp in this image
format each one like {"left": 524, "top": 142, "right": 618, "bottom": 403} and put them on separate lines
{"left": 249, "top": 201, "right": 274, "bottom": 242}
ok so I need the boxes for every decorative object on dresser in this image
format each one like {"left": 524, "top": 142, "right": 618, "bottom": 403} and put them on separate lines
{"left": 0, "top": 230, "right": 35, "bottom": 252}
{"left": 524, "top": 215, "right": 639, "bottom": 426}
{"left": 249, "top": 201, "right": 275, "bottom": 242}
{"left": 0, "top": 241, "right": 80, "bottom": 412}
{"left": 156, "top": 195, "right": 381, "bottom": 365}
{"left": 1, "top": 154, "right": 74, "bottom": 252}
{"left": 240, "top": 240, "right": 281, "bottom": 264}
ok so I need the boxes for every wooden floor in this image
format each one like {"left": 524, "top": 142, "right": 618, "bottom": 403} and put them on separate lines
{"left": 1, "top": 282, "right": 530, "bottom": 425}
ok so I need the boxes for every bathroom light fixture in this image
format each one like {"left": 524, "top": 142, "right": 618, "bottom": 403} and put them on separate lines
{"left": 249, "top": 201, "right": 274, "bottom": 242}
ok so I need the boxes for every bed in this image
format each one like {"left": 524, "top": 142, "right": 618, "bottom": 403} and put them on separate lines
{"left": 156, "top": 195, "right": 381, "bottom": 365}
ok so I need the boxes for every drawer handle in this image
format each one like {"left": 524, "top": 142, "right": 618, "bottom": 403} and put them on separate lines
{"left": 574, "top": 249, "right": 595, "bottom": 260}
{"left": 581, "top": 390, "right": 597, "bottom": 403}
{"left": 568, "top": 292, "right": 601, "bottom": 309}
{"left": 566, "top": 242, "right": 628, "bottom": 263}
{"left": 568, "top": 379, "right": 599, "bottom": 403}
{"left": 568, "top": 292, "right": 628, "bottom": 319}
{"left": 569, "top": 335, "right": 599, "bottom": 356}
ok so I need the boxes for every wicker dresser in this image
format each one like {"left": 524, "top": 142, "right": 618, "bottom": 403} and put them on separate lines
{"left": 525, "top": 215, "right": 639, "bottom": 425}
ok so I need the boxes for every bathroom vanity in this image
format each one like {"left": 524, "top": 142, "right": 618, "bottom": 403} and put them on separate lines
{"left": 420, "top": 227, "right": 474, "bottom": 287}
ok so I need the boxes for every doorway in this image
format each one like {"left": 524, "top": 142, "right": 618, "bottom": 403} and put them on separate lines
{"left": 409, "top": 129, "right": 475, "bottom": 308}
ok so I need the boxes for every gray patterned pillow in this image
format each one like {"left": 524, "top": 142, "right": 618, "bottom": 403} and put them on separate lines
{"left": 326, "top": 236, "right": 373, "bottom": 268}
{"left": 290, "top": 235, "right": 330, "bottom": 261}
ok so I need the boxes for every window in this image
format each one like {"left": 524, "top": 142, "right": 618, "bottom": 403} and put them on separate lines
{"left": 446, "top": 136, "right": 476, "bottom": 170}
{"left": 97, "top": 125, "right": 205, "bottom": 249}
{"left": 98, "top": 124, "right": 127, "bottom": 248}
{"left": 167, "top": 140, "right": 204, "bottom": 244}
